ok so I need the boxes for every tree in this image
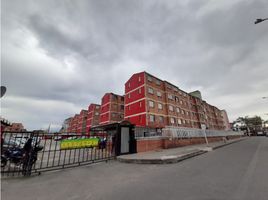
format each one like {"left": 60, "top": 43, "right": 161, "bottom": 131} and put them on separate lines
{"left": 234, "top": 116, "right": 263, "bottom": 134}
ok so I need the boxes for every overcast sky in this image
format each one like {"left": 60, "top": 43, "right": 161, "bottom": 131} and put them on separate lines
{"left": 1, "top": 0, "right": 268, "bottom": 131}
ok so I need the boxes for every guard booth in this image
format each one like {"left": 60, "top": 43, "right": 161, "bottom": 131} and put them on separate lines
{"left": 90, "top": 121, "right": 136, "bottom": 156}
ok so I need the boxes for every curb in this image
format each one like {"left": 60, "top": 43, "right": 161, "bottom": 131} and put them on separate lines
{"left": 117, "top": 138, "right": 246, "bottom": 164}
{"left": 117, "top": 150, "right": 206, "bottom": 164}
{"left": 211, "top": 137, "right": 246, "bottom": 150}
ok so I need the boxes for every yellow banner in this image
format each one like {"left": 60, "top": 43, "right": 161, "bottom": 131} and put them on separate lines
{"left": 60, "top": 138, "right": 99, "bottom": 150}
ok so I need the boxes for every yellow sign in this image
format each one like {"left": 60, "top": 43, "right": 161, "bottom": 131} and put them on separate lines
{"left": 60, "top": 138, "right": 99, "bottom": 150}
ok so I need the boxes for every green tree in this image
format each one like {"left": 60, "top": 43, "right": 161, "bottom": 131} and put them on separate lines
{"left": 234, "top": 116, "right": 263, "bottom": 133}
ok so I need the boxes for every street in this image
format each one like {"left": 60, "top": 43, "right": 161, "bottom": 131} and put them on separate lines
{"left": 1, "top": 137, "right": 268, "bottom": 200}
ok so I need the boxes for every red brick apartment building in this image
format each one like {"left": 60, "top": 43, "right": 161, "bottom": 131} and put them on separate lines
{"left": 124, "top": 71, "right": 225, "bottom": 130}
{"left": 76, "top": 110, "right": 88, "bottom": 134}
{"left": 100, "top": 93, "right": 125, "bottom": 125}
{"left": 67, "top": 114, "right": 79, "bottom": 133}
{"left": 86, "top": 103, "right": 101, "bottom": 132}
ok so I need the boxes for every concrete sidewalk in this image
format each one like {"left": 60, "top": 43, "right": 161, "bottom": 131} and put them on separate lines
{"left": 118, "top": 137, "right": 246, "bottom": 164}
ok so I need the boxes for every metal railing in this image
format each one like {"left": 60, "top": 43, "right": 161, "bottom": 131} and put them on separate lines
{"left": 162, "top": 126, "right": 244, "bottom": 139}
{"left": 134, "top": 127, "right": 162, "bottom": 138}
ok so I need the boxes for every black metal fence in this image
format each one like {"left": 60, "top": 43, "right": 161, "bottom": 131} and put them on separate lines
{"left": 1, "top": 131, "right": 115, "bottom": 177}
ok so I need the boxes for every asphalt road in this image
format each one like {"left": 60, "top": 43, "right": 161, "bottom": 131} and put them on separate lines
{"left": 1, "top": 137, "right": 268, "bottom": 200}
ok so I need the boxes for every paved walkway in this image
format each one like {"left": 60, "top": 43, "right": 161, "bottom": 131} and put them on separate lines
{"left": 118, "top": 137, "right": 246, "bottom": 164}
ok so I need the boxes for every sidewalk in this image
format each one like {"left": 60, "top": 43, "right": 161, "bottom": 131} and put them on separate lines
{"left": 118, "top": 137, "right": 246, "bottom": 164}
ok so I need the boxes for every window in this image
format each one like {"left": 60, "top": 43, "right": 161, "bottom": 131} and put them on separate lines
{"left": 149, "top": 115, "right": 155, "bottom": 122}
{"left": 139, "top": 101, "right": 142, "bottom": 107}
{"left": 148, "top": 87, "right": 154, "bottom": 94}
{"left": 157, "top": 91, "right": 162, "bottom": 97}
{"left": 158, "top": 103, "right": 163, "bottom": 110}
{"left": 181, "top": 110, "right": 184, "bottom": 114}
{"left": 138, "top": 88, "right": 141, "bottom": 94}
{"left": 159, "top": 116, "right": 164, "bottom": 123}
{"left": 186, "top": 111, "right": 189, "bottom": 116}
{"left": 112, "top": 113, "right": 116, "bottom": 118}
{"left": 180, "top": 100, "right": 183, "bottom": 104}
{"left": 128, "top": 93, "right": 130, "bottom": 99}
{"left": 120, "top": 105, "right": 124, "bottom": 110}
{"left": 178, "top": 119, "right": 182, "bottom": 125}
{"left": 176, "top": 107, "right": 180, "bottom": 113}
{"left": 148, "top": 76, "right": 152, "bottom": 82}
{"left": 182, "top": 120, "right": 185, "bottom": 124}
{"left": 149, "top": 101, "right": 154, "bottom": 108}
{"left": 95, "top": 112, "right": 99, "bottom": 116}
{"left": 128, "top": 82, "right": 131, "bottom": 88}
{"left": 169, "top": 105, "right": 174, "bottom": 111}
{"left": 168, "top": 94, "right": 173, "bottom": 100}
{"left": 138, "top": 76, "right": 141, "bottom": 82}
{"left": 156, "top": 80, "right": 161, "bottom": 85}
{"left": 170, "top": 118, "right": 175, "bottom": 124}
{"left": 96, "top": 106, "right": 100, "bottom": 109}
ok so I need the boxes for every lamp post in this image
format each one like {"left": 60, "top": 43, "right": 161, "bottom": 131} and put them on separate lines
{"left": 254, "top": 18, "right": 268, "bottom": 24}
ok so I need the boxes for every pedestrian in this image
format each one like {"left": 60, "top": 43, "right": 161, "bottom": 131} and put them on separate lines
{"left": 22, "top": 138, "right": 33, "bottom": 175}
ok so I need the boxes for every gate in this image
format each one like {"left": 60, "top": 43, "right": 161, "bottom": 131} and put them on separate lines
{"left": 1, "top": 131, "right": 115, "bottom": 177}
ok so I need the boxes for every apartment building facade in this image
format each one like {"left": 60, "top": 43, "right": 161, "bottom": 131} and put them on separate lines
{"left": 124, "top": 72, "right": 225, "bottom": 130}
{"left": 221, "top": 110, "right": 231, "bottom": 130}
{"left": 76, "top": 110, "right": 88, "bottom": 134}
{"left": 86, "top": 103, "right": 101, "bottom": 132}
{"left": 100, "top": 93, "right": 125, "bottom": 125}
{"left": 67, "top": 114, "right": 79, "bottom": 133}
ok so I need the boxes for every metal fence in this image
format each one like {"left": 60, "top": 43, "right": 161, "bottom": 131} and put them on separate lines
{"left": 1, "top": 131, "right": 115, "bottom": 177}
{"left": 134, "top": 127, "right": 162, "bottom": 138}
{"left": 162, "top": 126, "right": 244, "bottom": 139}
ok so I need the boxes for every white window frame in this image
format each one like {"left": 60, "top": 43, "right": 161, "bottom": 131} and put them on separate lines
{"left": 156, "top": 91, "right": 162, "bottom": 97}
{"left": 149, "top": 100, "right": 154, "bottom": 108}
{"left": 170, "top": 118, "right": 175, "bottom": 124}
{"left": 158, "top": 103, "right": 163, "bottom": 110}
{"left": 169, "top": 105, "right": 174, "bottom": 111}
{"left": 168, "top": 94, "right": 173, "bottom": 100}
{"left": 149, "top": 115, "right": 155, "bottom": 122}
{"left": 148, "top": 87, "right": 154, "bottom": 94}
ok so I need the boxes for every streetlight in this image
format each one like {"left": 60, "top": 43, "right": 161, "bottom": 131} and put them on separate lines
{"left": 254, "top": 18, "right": 268, "bottom": 24}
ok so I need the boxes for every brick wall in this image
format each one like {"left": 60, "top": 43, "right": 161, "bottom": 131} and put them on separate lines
{"left": 136, "top": 135, "right": 242, "bottom": 153}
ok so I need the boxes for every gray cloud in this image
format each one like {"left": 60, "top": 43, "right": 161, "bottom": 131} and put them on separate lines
{"left": 2, "top": 0, "right": 268, "bottom": 130}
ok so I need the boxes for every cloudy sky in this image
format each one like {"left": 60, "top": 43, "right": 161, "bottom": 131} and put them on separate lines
{"left": 1, "top": 0, "right": 268, "bottom": 131}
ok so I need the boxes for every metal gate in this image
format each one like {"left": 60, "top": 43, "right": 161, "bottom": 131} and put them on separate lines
{"left": 1, "top": 131, "right": 115, "bottom": 177}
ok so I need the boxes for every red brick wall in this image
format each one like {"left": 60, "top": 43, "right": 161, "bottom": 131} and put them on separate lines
{"left": 136, "top": 138, "right": 164, "bottom": 152}
{"left": 136, "top": 135, "right": 242, "bottom": 152}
